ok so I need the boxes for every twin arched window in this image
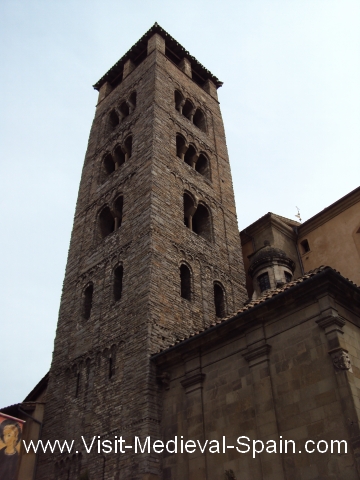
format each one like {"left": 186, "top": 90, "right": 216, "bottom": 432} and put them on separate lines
{"left": 101, "top": 136, "right": 132, "bottom": 182}
{"left": 174, "top": 91, "right": 206, "bottom": 133}
{"left": 176, "top": 134, "right": 210, "bottom": 180}
{"left": 183, "top": 193, "right": 212, "bottom": 242}
{"left": 108, "top": 92, "right": 137, "bottom": 132}
{"left": 99, "top": 196, "right": 123, "bottom": 239}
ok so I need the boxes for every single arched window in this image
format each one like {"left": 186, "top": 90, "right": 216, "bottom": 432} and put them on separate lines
{"left": 99, "top": 207, "right": 115, "bottom": 238}
{"left": 214, "top": 283, "right": 225, "bottom": 318}
{"left": 193, "top": 109, "right": 206, "bottom": 132}
{"left": 284, "top": 271, "right": 292, "bottom": 283}
{"left": 83, "top": 284, "right": 93, "bottom": 320}
{"left": 258, "top": 272, "right": 270, "bottom": 292}
{"left": 193, "top": 204, "right": 212, "bottom": 242}
{"left": 113, "top": 265, "right": 123, "bottom": 301}
{"left": 180, "top": 264, "right": 191, "bottom": 300}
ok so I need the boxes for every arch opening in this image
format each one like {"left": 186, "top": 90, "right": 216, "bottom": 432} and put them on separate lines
{"left": 193, "top": 109, "right": 206, "bottom": 132}
{"left": 114, "top": 146, "right": 125, "bottom": 168}
{"left": 182, "top": 100, "right": 194, "bottom": 120}
{"left": 195, "top": 154, "right": 209, "bottom": 179}
{"left": 83, "top": 284, "right": 93, "bottom": 320}
{"left": 119, "top": 101, "right": 129, "bottom": 119}
{"left": 99, "top": 207, "right": 115, "bottom": 238}
{"left": 214, "top": 283, "right": 225, "bottom": 318}
{"left": 192, "top": 204, "right": 212, "bottom": 241}
{"left": 103, "top": 154, "right": 115, "bottom": 176}
{"left": 180, "top": 264, "right": 191, "bottom": 301}
{"left": 109, "top": 110, "right": 119, "bottom": 130}
{"left": 113, "top": 265, "right": 123, "bottom": 301}
{"left": 184, "top": 145, "right": 197, "bottom": 167}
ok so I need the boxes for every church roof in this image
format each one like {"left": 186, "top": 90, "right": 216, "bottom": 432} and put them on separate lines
{"left": 93, "top": 23, "right": 223, "bottom": 91}
{"left": 153, "top": 266, "right": 359, "bottom": 355}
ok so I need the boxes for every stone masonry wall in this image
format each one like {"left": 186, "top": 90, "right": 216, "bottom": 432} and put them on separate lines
{"left": 36, "top": 31, "right": 247, "bottom": 480}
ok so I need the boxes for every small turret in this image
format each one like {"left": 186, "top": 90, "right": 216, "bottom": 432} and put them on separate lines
{"left": 248, "top": 240, "right": 295, "bottom": 299}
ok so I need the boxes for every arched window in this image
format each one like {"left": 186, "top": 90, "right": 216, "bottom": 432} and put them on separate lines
{"left": 103, "top": 153, "right": 115, "bottom": 177}
{"left": 119, "top": 101, "right": 129, "bottom": 119}
{"left": 83, "top": 284, "right": 93, "bottom": 320}
{"left": 176, "top": 134, "right": 187, "bottom": 159}
{"left": 180, "top": 264, "right": 191, "bottom": 300}
{"left": 113, "top": 265, "right": 123, "bottom": 301}
{"left": 124, "top": 136, "right": 132, "bottom": 160}
{"left": 175, "top": 90, "right": 184, "bottom": 113}
{"left": 195, "top": 153, "right": 210, "bottom": 179}
{"left": 214, "top": 283, "right": 225, "bottom": 318}
{"left": 113, "top": 196, "right": 123, "bottom": 229}
{"left": 114, "top": 146, "right": 125, "bottom": 168}
{"left": 193, "top": 109, "right": 206, "bottom": 132}
{"left": 192, "top": 204, "right": 212, "bottom": 242}
{"left": 184, "top": 145, "right": 197, "bottom": 168}
{"left": 284, "top": 271, "right": 292, "bottom": 283}
{"left": 109, "top": 357, "right": 114, "bottom": 379}
{"left": 258, "top": 272, "right": 270, "bottom": 292}
{"left": 99, "top": 207, "right": 115, "bottom": 238}
{"left": 182, "top": 100, "right": 194, "bottom": 120}
{"left": 109, "top": 110, "right": 119, "bottom": 130}
{"left": 183, "top": 192, "right": 196, "bottom": 229}
{"left": 129, "top": 92, "right": 137, "bottom": 110}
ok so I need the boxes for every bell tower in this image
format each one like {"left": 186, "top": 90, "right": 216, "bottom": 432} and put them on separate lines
{"left": 36, "top": 24, "right": 247, "bottom": 479}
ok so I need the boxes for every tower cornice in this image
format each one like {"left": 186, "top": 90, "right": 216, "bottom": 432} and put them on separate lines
{"left": 93, "top": 22, "right": 223, "bottom": 91}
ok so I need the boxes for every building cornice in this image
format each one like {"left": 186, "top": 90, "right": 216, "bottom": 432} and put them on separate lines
{"left": 299, "top": 186, "right": 360, "bottom": 237}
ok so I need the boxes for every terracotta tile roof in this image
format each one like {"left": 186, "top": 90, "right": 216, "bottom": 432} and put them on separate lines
{"left": 153, "top": 266, "right": 358, "bottom": 354}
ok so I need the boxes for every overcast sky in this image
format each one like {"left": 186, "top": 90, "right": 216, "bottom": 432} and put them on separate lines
{"left": 1, "top": 0, "right": 359, "bottom": 408}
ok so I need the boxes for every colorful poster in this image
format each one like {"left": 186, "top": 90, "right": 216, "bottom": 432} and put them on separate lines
{"left": 0, "top": 413, "right": 25, "bottom": 480}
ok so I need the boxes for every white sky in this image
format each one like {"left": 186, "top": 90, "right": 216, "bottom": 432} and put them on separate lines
{"left": 0, "top": 0, "right": 359, "bottom": 408}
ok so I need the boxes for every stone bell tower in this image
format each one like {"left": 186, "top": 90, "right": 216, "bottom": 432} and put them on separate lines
{"left": 36, "top": 24, "right": 247, "bottom": 479}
